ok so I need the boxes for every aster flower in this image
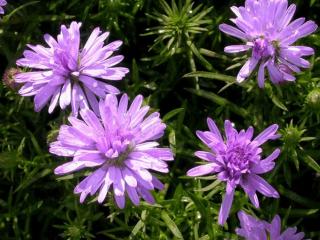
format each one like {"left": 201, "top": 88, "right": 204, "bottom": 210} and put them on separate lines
{"left": 49, "top": 94, "right": 173, "bottom": 208}
{"left": 236, "top": 211, "right": 306, "bottom": 240}
{"left": 15, "top": 21, "right": 129, "bottom": 115}
{"left": 219, "top": 0, "right": 318, "bottom": 87}
{"left": 187, "top": 118, "right": 280, "bottom": 225}
{"left": 0, "top": 0, "right": 6, "bottom": 15}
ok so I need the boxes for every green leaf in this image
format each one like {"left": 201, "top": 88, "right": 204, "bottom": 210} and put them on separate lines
{"left": 278, "top": 185, "right": 320, "bottom": 208}
{"left": 283, "top": 161, "right": 292, "bottom": 187}
{"left": 187, "top": 88, "right": 248, "bottom": 117}
{"left": 279, "top": 208, "right": 319, "bottom": 217}
{"left": 28, "top": 130, "right": 43, "bottom": 155}
{"left": 2, "top": 1, "right": 39, "bottom": 22}
{"left": 130, "top": 220, "right": 144, "bottom": 238}
{"left": 266, "top": 86, "right": 288, "bottom": 111}
{"left": 270, "top": 94, "right": 288, "bottom": 111}
{"left": 163, "top": 108, "right": 185, "bottom": 122}
{"left": 161, "top": 211, "right": 184, "bottom": 239}
{"left": 195, "top": 180, "right": 221, "bottom": 192}
{"left": 187, "top": 41, "right": 213, "bottom": 71}
{"left": 301, "top": 154, "right": 320, "bottom": 173}
{"left": 0, "top": 152, "right": 23, "bottom": 169}
{"left": 184, "top": 71, "right": 235, "bottom": 83}
{"left": 15, "top": 168, "right": 52, "bottom": 192}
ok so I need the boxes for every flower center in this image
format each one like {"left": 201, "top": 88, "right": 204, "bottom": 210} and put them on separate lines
{"left": 106, "top": 144, "right": 133, "bottom": 167}
{"left": 225, "top": 145, "right": 252, "bottom": 176}
{"left": 252, "top": 38, "right": 275, "bottom": 59}
{"left": 98, "top": 130, "right": 135, "bottom": 168}
{"left": 70, "top": 71, "right": 80, "bottom": 82}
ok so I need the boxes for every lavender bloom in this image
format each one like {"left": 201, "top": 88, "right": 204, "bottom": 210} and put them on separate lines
{"left": 15, "top": 21, "right": 129, "bottom": 115}
{"left": 236, "top": 211, "right": 306, "bottom": 240}
{"left": 0, "top": 0, "right": 6, "bottom": 14}
{"left": 49, "top": 94, "right": 173, "bottom": 208}
{"left": 187, "top": 118, "right": 280, "bottom": 225}
{"left": 219, "top": 0, "right": 318, "bottom": 87}
{"left": 236, "top": 211, "right": 267, "bottom": 240}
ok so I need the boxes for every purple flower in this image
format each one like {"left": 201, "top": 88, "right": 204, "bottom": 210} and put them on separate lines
{"left": 187, "top": 118, "right": 280, "bottom": 225}
{"left": 49, "top": 94, "right": 174, "bottom": 208}
{"left": 236, "top": 211, "right": 306, "bottom": 240}
{"left": 236, "top": 211, "right": 267, "bottom": 240}
{"left": 219, "top": 0, "right": 318, "bottom": 87}
{"left": 15, "top": 21, "right": 129, "bottom": 115}
{"left": 0, "top": 0, "right": 6, "bottom": 15}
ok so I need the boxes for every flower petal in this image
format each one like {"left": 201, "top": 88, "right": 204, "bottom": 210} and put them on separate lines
{"left": 218, "top": 183, "right": 235, "bottom": 225}
{"left": 248, "top": 174, "right": 279, "bottom": 198}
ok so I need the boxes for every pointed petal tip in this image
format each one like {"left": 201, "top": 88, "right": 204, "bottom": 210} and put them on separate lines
{"left": 54, "top": 167, "right": 63, "bottom": 175}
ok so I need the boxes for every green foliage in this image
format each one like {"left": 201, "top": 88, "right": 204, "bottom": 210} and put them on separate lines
{"left": 0, "top": 0, "right": 320, "bottom": 239}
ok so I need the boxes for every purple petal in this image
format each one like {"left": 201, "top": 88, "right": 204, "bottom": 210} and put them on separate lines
{"left": 130, "top": 106, "right": 150, "bottom": 128}
{"left": 257, "top": 61, "right": 266, "bottom": 88}
{"left": 251, "top": 149, "right": 280, "bottom": 174}
{"left": 187, "top": 163, "right": 220, "bottom": 177}
{"left": 73, "top": 150, "right": 104, "bottom": 163}
{"left": 126, "top": 185, "right": 140, "bottom": 205}
{"left": 280, "top": 49, "right": 311, "bottom": 68}
{"left": 286, "top": 46, "right": 315, "bottom": 56}
{"left": 128, "top": 95, "right": 143, "bottom": 116}
{"left": 140, "top": 148, "right": 174, "bottom": 161}
{"left": 59, "top": 79, "right": 71, "bottom": 109}
{"left": 224, "top": 45, "right": 251, "bottom": 53}
{"left": 267, "top": 62, "right": 283, "bottom": 84}
{"left": 278, "top": 4, "right": 296, "bottom": 29}
{"left": 237, "top": 57, "right": 259, "bottom": 83}
{"left": 269, "top": 215, "right": 281, "bottom": 239}
{"left": 151, "top": 177, "right": 164, "bottom": 190}
{"left": 253, "top": 124, "right": 279, "bottom": 145}
{"left": 114, "top": 194, "right": 125, "bottom": 209}
{"left": 194, "top": 151, "right": 221, "bottom": 164}
{"left": 48, "top": 88, "right": 61, "bottom": 113}
{"left": 105, "top": 40, "right": 123, "bottom": 51}
{"left": 219, "top": 23, "right": 247, "bottom": 40}
{"left": 80, "top": 108, "right": 104, "bottom": 134}
{"left": 207, "top": 118, "right": 223, "bottom": 142}
{"left": 34, "top": 85, "right": 58, "bottom": 112}
{"left": 218, "top": 183, "right": 235, "bottom": 225}
{"left": 54, "top": 161, "right": 87, "bottom": 175}
{"left": 118, "top": 94, "right": 128, "bottom": 115}
{"left": 281, "top": 20, "right": 318, "bottom": 45}
{"left": 98, "top": 168, "right": 113, "bottom": 203}
{"left": 224, "top": 120, "right": 236, "bottom": 142}
{"left": 135, "top": 142, "right": 159, "bottom": 150}
{"left": 138, "top": 188, "right": 155, "bottom": 204}
{"left": 122, "top": 168, "right": 137, "bottom": 187}
{"left": 240, "top": 176, "right": 260, "bottom": 208}
{"left": 248, "top": 174, "right": 279, "bottom": 198}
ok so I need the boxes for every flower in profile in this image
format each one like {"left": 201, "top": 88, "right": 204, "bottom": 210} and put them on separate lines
{"left": 187, "top": 118, "right": 280, "bottom": 225}
{"left": 219, "top": 0, "right": 318, "bottom": 87}
{"left": 236, "top": 211, "right": 306, "bottom": 240}
{"left": 49, "top": 94, "right": 173, "bottom": 208}
{"left": 0, "top": 0, "right": 6, "bottom": 15}
{"left": 15, "top": 21, "right": 129, "bottom": 115}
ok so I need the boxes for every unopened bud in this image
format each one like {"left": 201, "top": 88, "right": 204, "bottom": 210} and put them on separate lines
{"left": 2, "top": 68, "right": 21, "bottom": 91}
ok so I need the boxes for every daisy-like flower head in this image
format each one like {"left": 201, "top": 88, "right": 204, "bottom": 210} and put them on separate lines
{"left": 0, "top": 0, "right": 6, "bottom": 15}
{"left": 219, "top": 0, "right": 318, "bottom": 87}
{"left": 15, "top": 21, "right": 129, "bottom": 115}
{"left": 187, "top": 118, "right": 280, "bottom": 225}
{"left": 236, "top": 211, "right": 306, "bottom": 240}
{"left": 49, "top": 94, "right": 174, "bottom": 208}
